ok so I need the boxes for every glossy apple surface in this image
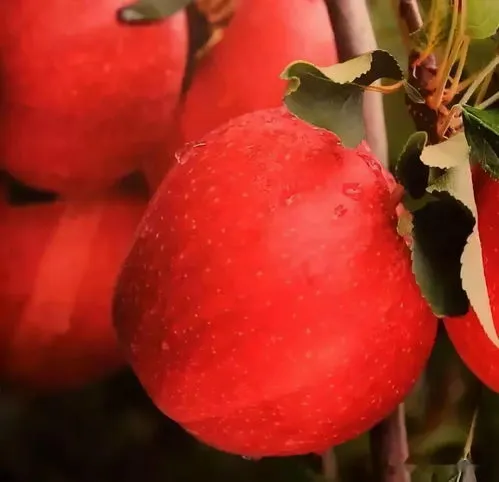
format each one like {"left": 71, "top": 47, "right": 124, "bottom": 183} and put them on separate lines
{"left": 114, "top": 107, "right": 437, "bottom": 457}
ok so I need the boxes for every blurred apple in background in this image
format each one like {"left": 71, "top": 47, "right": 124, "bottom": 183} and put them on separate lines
{"left": 143, "top": 0, "right": 338, "bottom": 191}
{"left": 0, "top": 188, "right": 147, "bottom": 390}
{"left": 0, "top": 0, "right": 188, "bottom": 197}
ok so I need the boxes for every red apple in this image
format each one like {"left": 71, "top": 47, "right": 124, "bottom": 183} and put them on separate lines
{"left": 0, "top": 0, "right": 188, "bottom": 196}
{"left": 0, "top": 189, "right": 147, "bottom": 390}
{"left": 471, "top": 163, "right": 489, "bottom": 196}
{"left": 144, "top": 0, "right": 338, "bottom": 190}
{"left": 444, "top": 175, "right": 499, "bottom": 392}
{"left": 141, "top": 101, "right": 184, "bottom": 193}
{"left": 181, "top": 0, "right": 337, "bottom": 141}
{"left": 113, "top": 107, "right": 437, "bottom": 457}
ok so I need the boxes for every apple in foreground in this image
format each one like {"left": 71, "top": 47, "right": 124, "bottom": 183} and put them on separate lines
{"left": 0, "top": 190, "right": 146, "bottom": 390}
{"left": 0, "top": 0, "right": 187, "bottom": 196}
{"left": 113, "top": 107, "right": 437, "bottom": 457}
{"left": 445, "top": 174, "right": 499, "bottom": 392}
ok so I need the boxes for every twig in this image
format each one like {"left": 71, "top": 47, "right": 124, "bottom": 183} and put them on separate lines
{"left": 459, "top": 55, "right": 499, "bottom": 106}
{"left": 370, "top": 404, "right": 411, "bottom": 482}
{"left": 397, "top": 0, "right": 443, "bottom": 144}
{"left": 324, "top": 0, "right": 388, "bottom": 167}
{"left": 322, "top": 448, "right": 340, "bottom": 482}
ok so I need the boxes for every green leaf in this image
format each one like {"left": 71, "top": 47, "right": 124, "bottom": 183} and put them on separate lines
{"left": 410, "top": 189, "right": 472, "bottom": 317}
{"left": 117, "top": 0, "right": 192, "bottom": 24}
{"left": 429, "top": 155, "right": 499, "bottom": 347}
{"left": 401, "top": 134, "right": 494, "bottom": 322}
{"left": 395, "top": 131, "right": 430, "bottom": 199}
{"left": 281, "top": 50, "right": 403, "bottom": 148}
{"left": 462, "top": 105, "right": 499, "bottom": 179}
{"left": 466, "top": 0, "right": 499, "bottom": 39}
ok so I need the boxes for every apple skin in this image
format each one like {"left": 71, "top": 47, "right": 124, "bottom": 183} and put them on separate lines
{"left": 146, "top": 0, "right": 338, "bottom": 190}
{"left": 0, "top": 190, "right": 147, "bottom": 390}
{"left": 181, "top": 0, "right": 337, "bottom": 143}
{"left": 471, "top": 163, "right": 489, "bottom": 196}
{"left": 0, "top": 0, "right": 188, "bottom": 196}
{"left": 113, "top": 107, "right": 437, "bottom": 457}
{"left": 444, "top": 175, "right": 499, "bottom": 393}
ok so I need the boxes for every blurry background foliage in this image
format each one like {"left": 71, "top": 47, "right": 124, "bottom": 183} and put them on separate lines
{"left": 2, "top": 0, "right": 499, "bottom": 481}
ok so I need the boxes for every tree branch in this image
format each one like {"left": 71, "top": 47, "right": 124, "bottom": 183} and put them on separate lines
{"left": 324, "top": 0, "right": 388, "bottom": 167}
{"left": 397, "top": 0, "right": 442, "bottom": 143}
{"left": 370, "top": 404, "right": 411, "bottom": 482}
{"left": 322, "top": 448, "right": 341, "bottom": 482}
{"left": 323, "top": 3, "right": 410, "bottom": 480}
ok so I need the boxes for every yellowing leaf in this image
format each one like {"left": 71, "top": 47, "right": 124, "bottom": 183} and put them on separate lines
{"left": 281, "top": 50, "right": 403, "bottom": 148}
{"left": 420, "top": 132, "right": 469, "bottom": 169}
{"left": 427, "top": 138, "right": 499, "bottom": 348}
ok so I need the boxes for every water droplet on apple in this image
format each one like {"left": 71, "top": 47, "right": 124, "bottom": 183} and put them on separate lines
{"left": 342, "top": 182, "right": 362, "bottom": 200}
{"left": 242, "top": 455, "right": 261, "bottom": 461}
{"left": 175, "top": 141, "right": 207, "bottom": 165}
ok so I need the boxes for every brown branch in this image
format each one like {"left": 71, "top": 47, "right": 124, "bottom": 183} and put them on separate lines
{"left": 324, "top": 3, "right": 410, "bottom": 480}
{"left": 324, "top": 0, "right": 388, "bottom": 167}
{"left": 370, "top": 404, "right": 411, "bottom": 482}
{"left": 322, "top": 448, "right": 341, "bottom": 482}
{"left": 397, "top": 0, "right": 442, "bottom": 143}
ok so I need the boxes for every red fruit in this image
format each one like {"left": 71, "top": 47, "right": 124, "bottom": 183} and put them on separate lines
{"left": 0, "top": 190, "right": 146, "bottom": 390}
{"left": 444, "top": 175, "right": 499, "bottom": 392}
{"left": 180, "top": 0, "right": 337, "bottom": 143}
{"left": 471, "top": 163, "right": 489, "bottom": 196}
{"left": 141, "top": 102, "right": 184, "bottom": 193}
{"left": 146, "top": 0, "right": 338, "bottom": 190}
{"left": 0, "top": 1, "right": 187, "bottom": 196}
{"left": 113, "top": 107, "right": 437, "bottom": 457}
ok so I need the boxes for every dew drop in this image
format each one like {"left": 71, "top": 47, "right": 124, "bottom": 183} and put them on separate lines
{"left": 342, "top": 182, "right": 363, "bottom": 200}
{"left": 174, "top": 141, "right": 207, "bottom": 165}
{"left": 242, "top": 455, "right": 261, "bottom": 461}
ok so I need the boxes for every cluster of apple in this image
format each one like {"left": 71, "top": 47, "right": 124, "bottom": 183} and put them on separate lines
{"left": 0, "top": 0, "right": 188, "bottom": 389}
{"left": 3, "top": 0, "right": 498, "bottom": 461}
{"left": 111, "top": 1, "right": 499, "bottom": 461}
{"left": 0, "top": 0, "right": 337, "bottom": 395}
